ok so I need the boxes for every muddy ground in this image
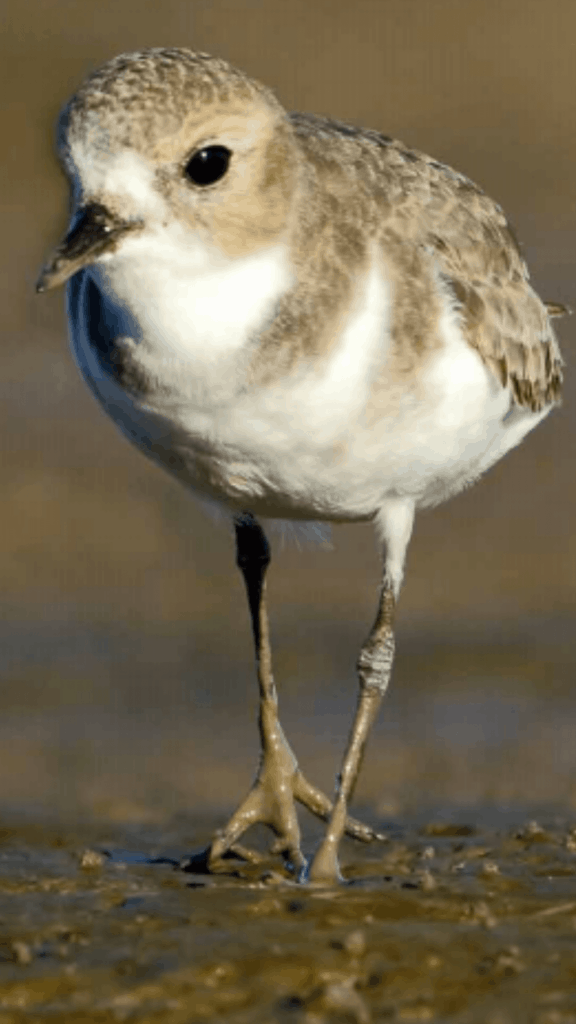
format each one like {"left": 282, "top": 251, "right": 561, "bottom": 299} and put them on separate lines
{"left": 0, "top": 807, "right": 575, "bottom": 1023}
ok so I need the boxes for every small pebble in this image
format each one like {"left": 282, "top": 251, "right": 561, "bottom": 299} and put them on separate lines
{"left": 320, "top": 980, "right": 370, "bottom": 1024}
{"left": 11, "top": 941, "right": 32, "bottom": 965}
{"left": 343, "top": 929, "right": 366, "bottom": 957}
{"left": 419, "top": 869, "right": 437, "bottom": 892}
{"left": 516, "top": 821, "right": 548, "bottom": 843}
{"left": 480, "top": 861, "right": 501, "bottom": 877}
{"left": 419, "top": 846, "right": 435, "bottom": 860}
{"left": 79, "top": 849, "right": 106, "bottom": 870}
{"left": 466, "top": 901, "right": 498, "bottom": 929}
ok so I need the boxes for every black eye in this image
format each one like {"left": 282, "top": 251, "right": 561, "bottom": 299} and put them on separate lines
{"left": 184, "top": 145, "right": 231, "bottom": 186}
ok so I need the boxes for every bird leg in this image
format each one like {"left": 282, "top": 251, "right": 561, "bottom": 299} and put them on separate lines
{"left": 307, "top": 580, "right": 396, "bottom": 883}
{"left": 207, "top": 513, "right": 383, "bottom": 876}
{"left": 307, "top": 497, "right": 414, "bottom": 884}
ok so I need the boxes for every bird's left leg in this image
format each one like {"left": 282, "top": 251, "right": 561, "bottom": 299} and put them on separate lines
{"left": 206, "top": 513, "right": 383, "bottom": 876}
{"left": 307, "top": 498, "right": 415, "bottom": 884}
{"left": 207, "top": 512, "right": 305, "bottom": 873}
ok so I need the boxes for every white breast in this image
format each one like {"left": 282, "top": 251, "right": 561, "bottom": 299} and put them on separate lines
{"left": 69, "top": 237, "right": 550, "bottom": 524}
{"left": 97, "top": 225, "right": 295, "bottom": 374}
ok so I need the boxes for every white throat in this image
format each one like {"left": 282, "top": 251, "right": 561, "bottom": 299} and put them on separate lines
{"left": 92, "top": 226, "right": 294, "bottom": 376}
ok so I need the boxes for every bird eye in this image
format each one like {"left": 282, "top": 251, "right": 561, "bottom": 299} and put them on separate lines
{"left": 184, "top": 145, "right": 231, "bottom": 186}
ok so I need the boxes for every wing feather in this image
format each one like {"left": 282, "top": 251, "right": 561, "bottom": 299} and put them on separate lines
{"left": 391, "top": 149, "right": 565, "bottom": 412}
{"left": 291, "top": 114, "right": 564, "bottom": 412}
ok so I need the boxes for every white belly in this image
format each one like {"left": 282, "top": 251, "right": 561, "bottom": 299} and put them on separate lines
{"left": 67, "top": 248, "right": 550, "bottom": 523}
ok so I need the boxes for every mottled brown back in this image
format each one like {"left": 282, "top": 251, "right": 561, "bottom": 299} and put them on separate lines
{"left": 289, "top": 115, "right": 564, "bottom": 411}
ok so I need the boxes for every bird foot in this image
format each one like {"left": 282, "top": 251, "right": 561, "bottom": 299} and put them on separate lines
{"left": 182, "top": 728, "right": 385, "bottom": 879}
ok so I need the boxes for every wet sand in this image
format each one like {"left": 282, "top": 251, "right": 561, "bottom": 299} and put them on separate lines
{"left": 0, "top": 808, "right": 575, "bottom": 1022}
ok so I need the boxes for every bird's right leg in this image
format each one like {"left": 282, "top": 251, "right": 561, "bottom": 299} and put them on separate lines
{"left": 307, "top": 498, "right": 415, "bottom": 884}
{"left": 203, "top": 513, "right": 384, "bottom": 876}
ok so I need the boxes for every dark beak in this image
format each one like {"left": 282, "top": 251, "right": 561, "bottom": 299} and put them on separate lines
{"left": 36, "top": 203, "right": 142, "bottom": 293}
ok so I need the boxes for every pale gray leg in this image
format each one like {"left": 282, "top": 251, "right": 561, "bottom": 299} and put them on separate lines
{"left": 208, "top": 513, "right": 384, "bottom": 876}
{"left": 308, "top": 498, "right": 415, "bottom": 883}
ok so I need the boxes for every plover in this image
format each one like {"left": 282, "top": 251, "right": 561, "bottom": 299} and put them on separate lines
{"left": 37, "top": 48, "right": 566, "bottom": 883}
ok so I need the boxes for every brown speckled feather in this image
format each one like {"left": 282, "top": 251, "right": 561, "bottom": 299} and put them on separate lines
{"left": 286, "top": 115, "right": 564, "bottom": 411}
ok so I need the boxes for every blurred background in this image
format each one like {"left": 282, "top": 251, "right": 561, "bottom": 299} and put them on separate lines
{"left": 1, "top": 0, "right": 574, "bottom": 824}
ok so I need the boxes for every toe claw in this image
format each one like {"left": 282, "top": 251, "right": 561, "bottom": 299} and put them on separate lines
{"left": 180, "top": 846, "right": 211, "bottom": 873}
{"left": 270, "top": 837, "right": 307, "bottom": 873}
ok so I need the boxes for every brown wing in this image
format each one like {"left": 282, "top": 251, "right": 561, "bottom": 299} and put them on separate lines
{"left": 420, "top": 178, "right": 564, "bottom": 412}
{"left": 380, "top": 142, "right": 564, "bottom": 412}
{"left": 290, "top": 114, "right": 564, "bottom": 412}
{"left": 287, "top": 114, "right": 564, "bottom": 409}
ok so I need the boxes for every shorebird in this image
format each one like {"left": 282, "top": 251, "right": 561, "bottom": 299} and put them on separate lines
{"left": 37, "top": 48, "right": 566, "bottom": 883}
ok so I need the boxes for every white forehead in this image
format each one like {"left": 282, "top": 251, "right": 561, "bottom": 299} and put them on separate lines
{"left": 69, "top": 137, "right": 164, "bottom": 217}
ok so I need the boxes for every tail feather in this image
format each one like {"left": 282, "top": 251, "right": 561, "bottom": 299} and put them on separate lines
{"left": 545, "top": 301, "right": 573, "bottom": 319}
